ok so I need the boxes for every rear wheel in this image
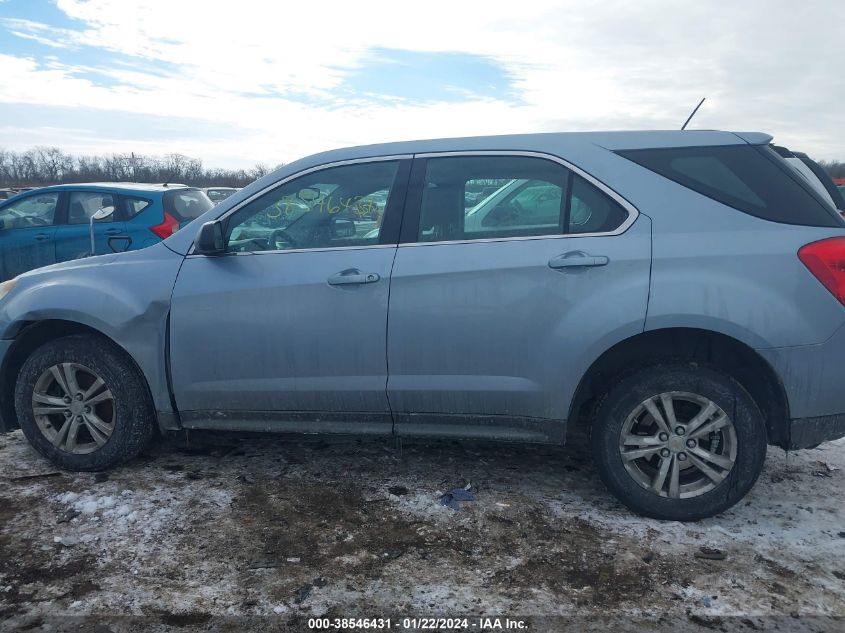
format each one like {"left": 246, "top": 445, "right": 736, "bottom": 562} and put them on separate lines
{"left": 590, "top": 364, "right": 767, "bottom": 521}
{"left": 15, "top": 334, "right": 156, "bottom": 471}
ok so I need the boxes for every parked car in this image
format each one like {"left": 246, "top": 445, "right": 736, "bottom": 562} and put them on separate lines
{"left": 0, "top": 189, "right": 17, "bottom": 201}
{"left": 0, "top": 183, "right": 213, "bottom": 281}
{"left": 1, "top": 131, "right": 844, "bottom": 521}
{"left": 202, "top": 187, "right": 239, "bottom": 204}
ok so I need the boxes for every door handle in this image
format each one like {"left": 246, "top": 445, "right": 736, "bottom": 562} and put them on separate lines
{"left": 105, "top": 228, "right": 123, "bottom": 236}
{"left": 327, "top": 269, "right": 380, "bottom": 286}
{"left": 33, "top": 233, "right": 52, "bottom": 242}
{"left": 549, "top": 252, "right": 609, "bottom": 269}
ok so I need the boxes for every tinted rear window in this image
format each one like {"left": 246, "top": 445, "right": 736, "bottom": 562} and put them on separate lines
{"left": 618, "top": 145, "right": 842, "bottom": 227}
{"left": 163, "top": 189, "right": 214, "bottom": 221}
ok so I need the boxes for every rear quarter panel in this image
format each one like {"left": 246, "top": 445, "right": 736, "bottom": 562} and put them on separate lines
{"left": 585, "top": 152, "right": 845, "bottom": 348}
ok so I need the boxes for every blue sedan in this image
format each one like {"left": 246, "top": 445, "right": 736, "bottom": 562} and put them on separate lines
{"left": 0, "top": 183, "right": 213, "bottom": 281}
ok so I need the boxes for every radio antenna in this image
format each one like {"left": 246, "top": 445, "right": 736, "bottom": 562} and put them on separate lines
{"left": 681, "top": 97, "right": 706, "bottom": 130}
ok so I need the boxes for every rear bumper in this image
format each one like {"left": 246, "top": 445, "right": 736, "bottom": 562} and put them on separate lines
{"left": 789, "top": 414, "right": 845, "bottom": 449}
{"left": 757, "top": 322, "right": 845, "bottom": 421}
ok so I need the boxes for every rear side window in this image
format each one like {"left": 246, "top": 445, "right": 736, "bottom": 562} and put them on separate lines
{"left": 569, "top": 174, "right": 629, "bottom": 234}
{"left": 618, "top": 145, "right": 842, "bottom": 227}
{"left": 121, "top": 196, "right": 152, "bottom": 219}
{"left": 417, "top": 155, "right": 628, "bottom": 242}
{"left": 164, "top": 189, "right": 214, "bottom": 222}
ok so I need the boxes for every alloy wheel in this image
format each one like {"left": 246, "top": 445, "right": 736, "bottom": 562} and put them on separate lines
{"left": 31, "top": 363, "right": 116, "bottom": 454}
{"left": 618, "top": 391, "right": 737, "bottom": 499}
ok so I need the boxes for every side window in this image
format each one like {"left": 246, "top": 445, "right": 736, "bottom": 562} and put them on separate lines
{"left": 121, "top": 196, "right": 152, "bottom": 219}
{"left": 420, "top": 156, "right": 569, "bottom": 242}
{"left": 0, "top": 193, "right": 59, "bottom": 230}
{"left": 416, "top": 155, "right": 629, "bottom": 241}
{"left": 68, "top": 192, "right": 117, "bottom": 225}
{"left": 225, "top": 161, "right": 400, "bottom": 253}
{"left": 568, "top": 174, "right": 629, "bottom": 234}
{"left": 618, "top": 145, "right": 842, "bottom": 227}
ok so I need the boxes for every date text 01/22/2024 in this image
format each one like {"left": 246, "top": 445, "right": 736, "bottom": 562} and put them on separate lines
{"left": 307, "top": 617, "right": 529, "bottom": 630}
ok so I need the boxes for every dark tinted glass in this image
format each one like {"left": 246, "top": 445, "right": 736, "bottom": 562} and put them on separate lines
{"left": 569, "top": 174, "right": 629, "bottom": 234}
{"left": 164, "top": 189, "right": 214, "bottom": 221}
{"left": 121, "top": 196, "right": 152, "bottom": 219}
{"left": 618, "top": 145, "right": 842, "bottom": 227}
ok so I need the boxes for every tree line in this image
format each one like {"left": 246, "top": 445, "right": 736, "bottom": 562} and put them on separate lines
{"left": 818, "top": 160, "right": 845, "bottom": 180}
{"left": 2, "top": 145, "right": 843, "bottom": 190}
{"left": 0, "top": 146, "right": 282, "bottom": 189}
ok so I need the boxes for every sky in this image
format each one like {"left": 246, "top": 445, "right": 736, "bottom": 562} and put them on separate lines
{"left": 0, "top": 0, "right": 842, "bottom": 169}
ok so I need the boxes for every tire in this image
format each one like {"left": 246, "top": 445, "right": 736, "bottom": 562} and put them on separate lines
{"left": 14, "top": 334, "right": 156, "bottom": 471}
{"left": 590, "top": 363, "right": 767, "bottom": 521}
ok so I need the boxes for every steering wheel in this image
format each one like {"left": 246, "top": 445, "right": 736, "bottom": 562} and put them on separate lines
{"left": 4, "top": 210, "right": 49, "bottom": 228}
{"left": 267, "top": 228, "right": 297, "bottom": 250}
{"left": 485, "top": 201, "right": 522, "bottom": 227}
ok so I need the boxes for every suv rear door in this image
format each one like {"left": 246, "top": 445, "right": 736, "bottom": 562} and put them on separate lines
{"left": 386, "top": 153, "right": 652, "bottom": 441}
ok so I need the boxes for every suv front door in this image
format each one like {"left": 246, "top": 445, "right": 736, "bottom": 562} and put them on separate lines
{"left": 386, "top": 153, "right": 652, "bottom": 441}
{"left": 169, "top": 158, "right": 410, "bottom": 432}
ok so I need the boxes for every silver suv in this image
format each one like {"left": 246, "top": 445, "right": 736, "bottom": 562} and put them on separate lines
{"left": 1, "top": 130, "right": 844, "bottom": 521}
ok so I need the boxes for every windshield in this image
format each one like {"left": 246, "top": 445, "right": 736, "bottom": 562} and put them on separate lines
{"left": 164, "top": 188, "right": 214, "bottom": 221}
{"left": 206, "top": 188, "right": 237, "bottom": 203}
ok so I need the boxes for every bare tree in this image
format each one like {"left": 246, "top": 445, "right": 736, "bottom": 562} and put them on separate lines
{"left": 0, "top": 146, "right": 282, "bottom": 189}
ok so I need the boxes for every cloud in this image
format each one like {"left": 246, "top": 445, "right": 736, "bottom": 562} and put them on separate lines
{"left": 0, "top": 0, "right": 842, "bottom": 166}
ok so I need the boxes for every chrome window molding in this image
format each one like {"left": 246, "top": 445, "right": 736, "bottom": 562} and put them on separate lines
{"left": 188, "top": 154, "right": 412, "bottom": 256}
{"left": 185, "top": 243, "right": 396, "bottom": 258}
{"left": 406, "top": 150, "right": 640, "bottom": 246}
{"left": 188, "top": 149, "right": 640, "bottom": 256}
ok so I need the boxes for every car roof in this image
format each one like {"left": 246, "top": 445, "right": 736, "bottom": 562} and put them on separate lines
{"left": 24, "top": 182, "right": 194, "bottom": 194}
{"left": 283, "top": 130, "right": 772, "bottom": 170}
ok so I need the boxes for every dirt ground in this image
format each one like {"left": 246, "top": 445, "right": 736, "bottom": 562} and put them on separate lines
{"left": 0, "top": 428, "right": 843, "bottom": 632}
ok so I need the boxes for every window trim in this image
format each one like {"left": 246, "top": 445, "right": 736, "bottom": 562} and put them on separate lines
{"left": 398, "top": 150, "right": 639, "bottom": 247}
{"left": 188, "top": 154, "right": 413, "bottom": 256}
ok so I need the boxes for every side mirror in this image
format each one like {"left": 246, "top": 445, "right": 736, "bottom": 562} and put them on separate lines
{"left": 331, "top": 216, "right": 356, "bottom": 239}
{"left": 297, "top": 187, "right": 321, "bottom": 203}
{"left": 194, "top": 221, "right": 226, "bottom": 255}
{"left": 91, "top": 207, "right": 114, "bottom": 222}
{"left": 88, "top": 207, "right": 115, "bottom": 256}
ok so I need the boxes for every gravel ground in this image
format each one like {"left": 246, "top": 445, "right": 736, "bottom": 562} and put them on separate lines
{"left": 0, "top": 428, "right": 843, "bottom": 632}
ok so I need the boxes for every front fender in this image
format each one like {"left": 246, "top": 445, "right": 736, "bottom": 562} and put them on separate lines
{"left": 0, "top": 243, "right": 184, "bottom": 417}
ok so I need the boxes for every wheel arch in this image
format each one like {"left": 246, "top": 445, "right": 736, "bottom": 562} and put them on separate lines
{"left": 0, "top": 319, "right": 156, "bottom": 433}
{"left": 568, "top": 327, "right": 791, "bottom": 448}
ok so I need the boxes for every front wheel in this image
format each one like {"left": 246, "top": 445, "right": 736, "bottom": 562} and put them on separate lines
{"left": 15, "top": 334, "right": 157, "bottom": 471}
{"left": 591, "top": 364, "right": 767, "bottom": 521}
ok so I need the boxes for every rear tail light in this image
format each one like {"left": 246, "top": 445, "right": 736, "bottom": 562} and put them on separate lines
{"left": 149, "top": 212, "right": 180, "bottom": 239}
{"left": 798, "top": 237, "right": 845, "bottom": 307}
